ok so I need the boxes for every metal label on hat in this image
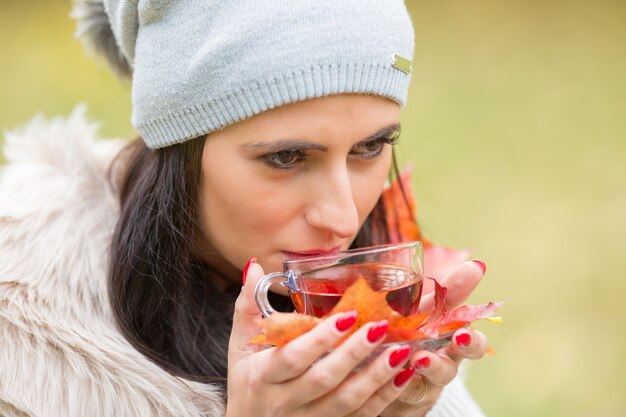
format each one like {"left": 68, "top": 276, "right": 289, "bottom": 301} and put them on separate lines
{"left": 392, "top": 54, "right": 412, "bottom": 74}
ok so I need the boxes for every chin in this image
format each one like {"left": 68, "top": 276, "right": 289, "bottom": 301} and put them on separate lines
{"left": 259, "top": 251, "right": 290, "bottom": 271}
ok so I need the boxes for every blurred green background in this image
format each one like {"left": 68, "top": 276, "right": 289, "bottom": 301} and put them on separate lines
{"left": 1, "top": 1, "right": 624, "bottom": 416}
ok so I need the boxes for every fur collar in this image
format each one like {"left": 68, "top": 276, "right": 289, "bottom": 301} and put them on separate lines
{"left": 0, "top": 105, "right": 224, "bottom": 417}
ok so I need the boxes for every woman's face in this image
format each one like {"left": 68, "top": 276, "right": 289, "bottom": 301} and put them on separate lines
{"left": 198, "top": 93, "right": 401, "bottom": 285}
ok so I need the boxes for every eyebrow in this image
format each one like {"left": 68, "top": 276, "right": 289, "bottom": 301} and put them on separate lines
{"left": 241, "top": 122, "right": 401, "bottom": 152}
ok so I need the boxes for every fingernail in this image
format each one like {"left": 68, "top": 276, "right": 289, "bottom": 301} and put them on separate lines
{"left": 389, "top": 345, "right": 411, "bottom": 368}
{"left": 242, "top": 257, "right": 257, "bottom": 286}
{"left": 415, "top": 356, "right": 431, "bottom": 369}
{"left": 472, "top": 259, "right": 486, "bottom": 275}
{"left": 456, "top": 332, "right": 472, "bottom": 347}
{"left": 335, "top": 311, "right": 358, "bottom": 332}
{"left": 393, "top": 367, "right": 415, "bottom": 388}
{"left": 366, "top": 321, "right": 388, "bottom": 344}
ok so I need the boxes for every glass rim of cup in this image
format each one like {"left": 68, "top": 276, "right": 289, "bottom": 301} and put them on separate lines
{"left": 283, "top": 240, "right": 422, "bottom": 265}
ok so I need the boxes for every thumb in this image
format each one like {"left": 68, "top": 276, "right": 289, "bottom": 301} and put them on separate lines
{"left": 419, "top": 260, "right": 486, "bottom": 312}
{"left": 229, "top": 258, "right": 266, "bottom": 362}
{"left": 441, "top": 259, "right": 487, "bottom": 310}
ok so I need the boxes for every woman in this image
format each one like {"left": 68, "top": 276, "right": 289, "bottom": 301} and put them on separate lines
{"left": 0, "top": 0, "right": 489, "bottom": 416}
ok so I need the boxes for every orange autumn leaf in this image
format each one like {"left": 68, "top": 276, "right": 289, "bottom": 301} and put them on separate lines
{"left": 250, "top": 312, "right": 321, "bottom": 347}
{"left": 327, "top": 277, "right": 396, "bottom": 331}
{"left": 386, "top": 313, "right": 430, "bottom": 343}
{"left": 376, "top": 164, "right": 430, "bottom": 246}
{"left": 326, "top": 277, "right": 429, "bottom": 343}
{"left": 248, "top": 276, "right": 503, "bottom": 348}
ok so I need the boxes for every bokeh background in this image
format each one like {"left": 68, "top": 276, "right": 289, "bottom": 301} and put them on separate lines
{"left": 1, "top": 1, "right": 624, "bottom": 416}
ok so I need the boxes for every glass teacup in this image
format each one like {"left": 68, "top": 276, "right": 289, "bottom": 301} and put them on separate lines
{"left": 255, "top": 241, "right": 424, "bottom": 318}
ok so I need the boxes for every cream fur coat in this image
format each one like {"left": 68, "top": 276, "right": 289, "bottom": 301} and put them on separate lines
{"left": 0, "top": 106, "right": 485, "bottom": 417}
{"left": 0, "top": 105, "right": 224, "bottom": 417}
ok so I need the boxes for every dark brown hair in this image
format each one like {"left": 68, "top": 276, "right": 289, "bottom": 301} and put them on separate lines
{"left": 106, "top": 134, "right": 415, "bottom": 390}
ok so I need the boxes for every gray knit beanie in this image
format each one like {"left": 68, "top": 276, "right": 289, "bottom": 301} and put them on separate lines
{"left": 71, "top": 0, "right": 415, "bottom": 149}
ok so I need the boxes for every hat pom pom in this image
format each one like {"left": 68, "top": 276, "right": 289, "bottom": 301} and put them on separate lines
{"left": 70, "top": 0, "right": 132, "bottom": 79}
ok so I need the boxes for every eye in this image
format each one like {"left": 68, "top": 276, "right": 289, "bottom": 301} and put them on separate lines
{"left": 261, "top": 149, "right": 306, "bottom": 170}
{"left": 351, "top": 134, "right": 400, "bottom": 159}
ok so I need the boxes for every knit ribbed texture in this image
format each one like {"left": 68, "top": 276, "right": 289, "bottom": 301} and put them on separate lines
{"left": 427, "top": 366, "right": 487, "bottom": 417}
{"left": 103, "top": 0, "right": 415, "bottom": 148}
{"left": 139, "top": 63, "right": 410, "bottom": 148}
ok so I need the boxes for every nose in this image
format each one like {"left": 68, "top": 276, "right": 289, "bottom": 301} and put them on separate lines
{"left": 304, "top": 164, "right": 359, "bottom": 239}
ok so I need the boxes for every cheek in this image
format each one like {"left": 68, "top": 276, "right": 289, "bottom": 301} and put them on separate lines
{"left": 198, "top": 160, "right": 300, "bottom": 269}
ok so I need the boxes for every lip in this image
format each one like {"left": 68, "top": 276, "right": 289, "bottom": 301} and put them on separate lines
{"left": 282, "top": 246, "right": 341, "bottom": 259}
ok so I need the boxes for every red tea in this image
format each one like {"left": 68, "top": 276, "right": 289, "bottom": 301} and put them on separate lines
{"left": 288, "top": 263, "right": 422, "bottom": 317}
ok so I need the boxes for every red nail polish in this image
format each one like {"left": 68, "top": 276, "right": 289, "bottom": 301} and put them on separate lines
{"left": 367, "top": 321, "right": 388, "bottom": 344}
{"left": 456, "top": 333, "right": 472, "bottom": 347}
{"left": 389, "top": 345, "right": 411, "bottom": 368}
{"left": 335, "top": 312, "right": 357, "bottom": 332}
{"left": 415, "top": 356, "right": 431, "bottom": 369}
{"left": 393, "top": 367, "right": 415, "bottom": 388}
{"left": 472, "top": 259, "right": 486, "bottom": 275}
{"left": 242, "top": 257, "right": 257, "bottom": 286}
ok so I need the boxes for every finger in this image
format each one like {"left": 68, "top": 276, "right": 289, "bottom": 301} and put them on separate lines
{"left": 394, "top": 374, "right": 439, "bottom": 413}
{"left": 446, "top": 329, "right": 489, "bottom": 362}
{"left": 311, "top": 343, "right": 412, "bottom": 416}
{"left": 410, "top": 350, "right": 457, "bottom": 387}
{"left": 229, "top": 259, "right": 265, "bottom": 363}
{"left": 421, "top": 245, "right": 471, "bottom": 295}
{"left": 419, "top": 260, "right": 485, "bottom": 312}
{"left": 259, "top": 310, "right": 359, "bottom": 383}
{"left": 443, "top": 260, "right": 486, "bottom": 310}
{"left": 289, "top": 320, "right": 390, "bottom": 403}
{"left": 348, "top": 368, "right": 419, "bottom": 417}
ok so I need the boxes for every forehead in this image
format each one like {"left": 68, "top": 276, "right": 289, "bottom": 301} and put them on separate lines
{"left": 206, "top": 94, "right": 400, "bottom": 145}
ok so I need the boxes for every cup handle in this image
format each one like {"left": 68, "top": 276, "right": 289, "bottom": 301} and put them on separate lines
{"left": 254, "top": 272, "right": 289, "bottom": 317}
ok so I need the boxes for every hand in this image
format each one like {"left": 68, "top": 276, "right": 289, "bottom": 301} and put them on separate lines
{"left": 379, "top": 260, "right": 489, "bottom": 417}
{"left": 227, "top": 261, "right": 420, "bottom": 417}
